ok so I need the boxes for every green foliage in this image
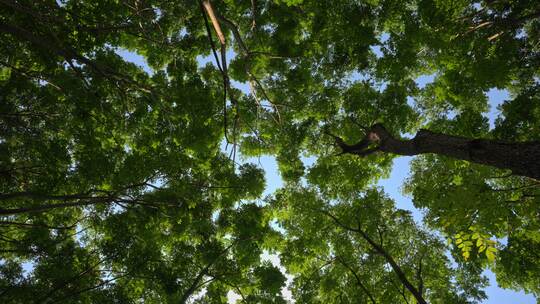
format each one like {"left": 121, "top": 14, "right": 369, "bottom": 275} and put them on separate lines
{"left": 271, "top": 186, "right": 488, "bottom": 303}
{"left": 452, "top": 227, "right": 498, "bottom": 262}
{"left": 1, "top": 0, "right": 539, "bottom": 302}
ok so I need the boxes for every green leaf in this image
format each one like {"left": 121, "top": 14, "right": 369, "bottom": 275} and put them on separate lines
{"left": 486, "top": 250, "right": 496, "bottom": 262}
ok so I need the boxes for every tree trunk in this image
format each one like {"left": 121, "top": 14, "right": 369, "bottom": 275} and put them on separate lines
{"left": 338, "top": 124, "right": 540, "bottom": 180}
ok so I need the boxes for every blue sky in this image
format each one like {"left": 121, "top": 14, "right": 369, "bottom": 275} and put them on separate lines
{"left": 118, "top": 48, "right": 536, "bottom": 303}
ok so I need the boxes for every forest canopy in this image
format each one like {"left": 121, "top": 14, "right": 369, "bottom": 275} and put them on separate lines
{"left": 0, "top": 0, "right": 539, "bottom": 303}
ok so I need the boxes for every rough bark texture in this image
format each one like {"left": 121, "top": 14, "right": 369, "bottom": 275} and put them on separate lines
{"left": 338, "top": 124, "right": 540, "bottom": 180}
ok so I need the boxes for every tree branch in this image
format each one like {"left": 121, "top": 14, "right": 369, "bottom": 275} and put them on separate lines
{"left": 335, "top": 256, "right": 377, "bottom": 304}
{"left": 321, "top": 209, "right": 427, "bottom": 304}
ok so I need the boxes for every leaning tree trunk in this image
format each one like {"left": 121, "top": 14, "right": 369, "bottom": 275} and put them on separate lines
{"left": 335, "top": 124, "right": 540, "bottom": 180}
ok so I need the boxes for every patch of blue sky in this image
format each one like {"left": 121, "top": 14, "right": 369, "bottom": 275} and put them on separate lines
{"left": 485, "top": 88, "right": 510, "bottom": 130}
{"left": 370, "top": 32, "right": 390, "bottom": 58}
{"left": 115, "top": 48, "right": 154, "bottom": 75}
{"left": 415, "top": 73, "right": 435, "bottom": 89}
{"left": 483, "top": 269, "right": 535, "bottom": 303}
{"left": 371, "top": 45, "right": 384, "bottom": 59}
{"left": 21, "top": 260, "right": 35, "bottom": 278}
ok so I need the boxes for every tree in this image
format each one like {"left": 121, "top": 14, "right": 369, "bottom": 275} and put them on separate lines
{"left": 331, "top": 123, "right": 540, "bottom": 180}
{"left": 1, "top": 0, "right": 539, "bottom": 302}
{"left": 271, "top": 187, "right": 488, "bottom": 303}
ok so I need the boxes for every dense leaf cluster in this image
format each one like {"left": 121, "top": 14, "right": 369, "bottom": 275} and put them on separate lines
{"left": 0, "top": 0, "right": 539, "bottom": 303}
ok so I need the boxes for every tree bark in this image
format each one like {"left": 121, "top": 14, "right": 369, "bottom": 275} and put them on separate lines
{"left": 337, "top": 124, "right": 540, "bottom": 180}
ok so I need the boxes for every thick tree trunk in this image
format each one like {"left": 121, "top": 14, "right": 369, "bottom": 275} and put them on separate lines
{"left": 338, "top": 124, "right": 540, "bottom": 180}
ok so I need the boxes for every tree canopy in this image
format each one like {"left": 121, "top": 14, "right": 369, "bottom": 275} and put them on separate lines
{"left": 0, "top": 0, "right": 539, "bottom": 303}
